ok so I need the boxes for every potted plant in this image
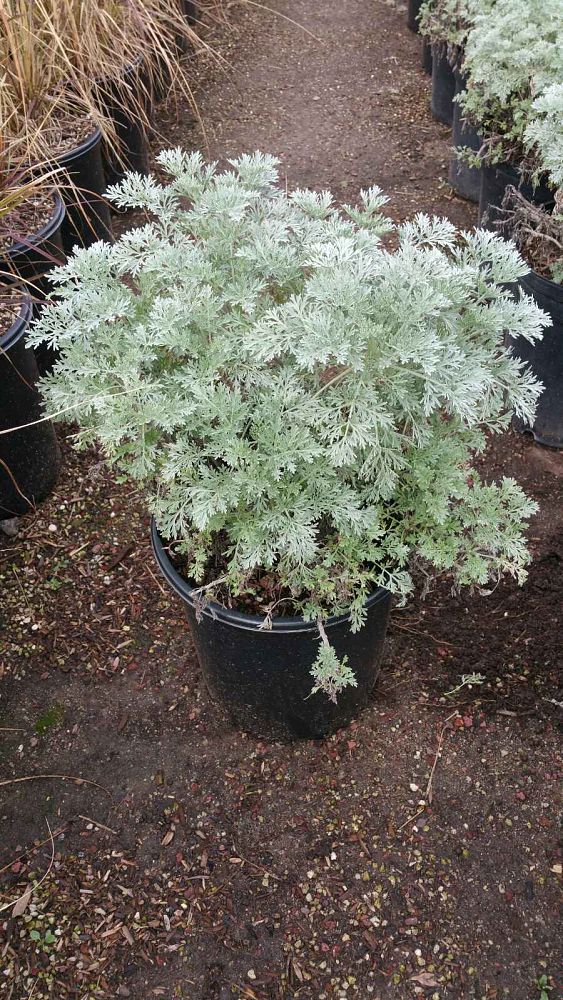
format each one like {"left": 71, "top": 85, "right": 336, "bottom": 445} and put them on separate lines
{"left": 0, "top": 148, "right": 64, "bottom": 496}
{"left": 405, "top": 0, "right": 432, "bottom": 73}
{"left": 1, "top": 0, "right": 201, "bottom": 236}
{"left": 44, "top": 0, "right": 201, "bottom": 180}
{"left": 0, "top": 0, "right": 113, "bottom": 257}
{"left": 495, "top": 83, "right": 563, "bottom": 447}
{"left": 0, "top": 141, "right": 67, "bottom": 305}
{"left": 418, "top": 0, "right": 454, "bottom": 124}
{"left": 458, "top": 0, "right": 563, "bottom": 225}
{"left": 29, "top": 151, "right": 546, "bottom": 739}
{"left": 417, "top": 0, "right": 476, "bottom": 127}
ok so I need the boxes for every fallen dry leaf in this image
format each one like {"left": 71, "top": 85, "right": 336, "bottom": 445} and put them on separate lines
{"left": 292, "top": 959, "right": 304, "bottom": 982}
{"left": 11, "top": 886, "right": 33, "bottom": 918}
{"left": 409, "top": 972, "right": 440, "bottom": 987}
{"left": 121, "top": 925, "right": 134, "bottom": 946}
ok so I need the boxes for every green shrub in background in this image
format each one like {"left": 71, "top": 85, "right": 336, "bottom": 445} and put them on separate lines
{"left": 459, "top": 0, "right": 563, "bottom": 171}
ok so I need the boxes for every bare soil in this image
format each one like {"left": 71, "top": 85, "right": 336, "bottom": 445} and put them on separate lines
{"left": 1, "top": 3, "right": 561, "bottom": 1000}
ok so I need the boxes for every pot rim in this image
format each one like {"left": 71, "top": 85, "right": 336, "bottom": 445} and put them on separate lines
{"left": 4, "top": 191, "right": 65, "bottom": 260}
{"left": 151, "top": 518, "right": 390, "bottom": 635}
{"left": 96, "top": 53, "right": 148, "bottom": 92}
{"left": 0, "top": 289, "right": 33, "bottom": 352}
{"left": 55, "top": 124, "right": 103, "bottom": 168}
{"left": 520, "top": 266, "right": 563, "bottom": 305}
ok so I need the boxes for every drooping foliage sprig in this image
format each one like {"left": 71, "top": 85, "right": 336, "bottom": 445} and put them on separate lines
{"left": 524, "top": 83, "right": 563, "bottom": 195}
{"left": 30, "top": 151, "right": 546, "bottom": 697}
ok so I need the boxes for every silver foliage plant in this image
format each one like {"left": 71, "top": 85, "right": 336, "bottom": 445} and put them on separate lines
{"left": 459, "top": 0, "right": 563, "bottom": 169}
{"left": 524, "top": 83, "right": 563, "bottom": 193}
{"left": 418, "top": 0, "right": 494, "bottom": 52}
{"left": 30, "top": 151, "right": 547, "bottom": 699}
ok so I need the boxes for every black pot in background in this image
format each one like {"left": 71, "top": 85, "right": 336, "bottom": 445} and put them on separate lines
{"left": 152, "top": 66, "right": 172, "bottom": 106}
{"left": 421, "top": 37, "right": 432, "bottom": 75}
{"left": 2, "top": 193, "right": 66, "bottom": 302}
{"left": 182, "top": 1, "right": 198, "bottom": 25}
{"left": 172, "top": 0, "right": 198, "bottom": 54}
{"left": 2, "top": 193, "right": 67, "bottom": 376}
{"left": 510, "top": 271, "right": 563, "bottom": 449}
{"left": 151, "top": 522, "right": 392, "bottom": 741}
{"left": 154, "top": 0, "right": 198, "bottom": 100}
{"left": 152, "top": 1, "right": 200, "bottom": 104}
{"left": 448, "top": 71, "right": 482, "bottom": 203}
{"left": 55, "top": 127, "right": 113, "bottom": 255}
{"left": 407, "top": 0, "right": 423, "bottom": 32}
{"left": 431, "top": 46, "right": 455, "bottom": 126}
{"left": 478, "top": 162, "right": 555, "bottom": 229}
{"left": 100, "top": 61, "right": 152, "bottom": 186}
{"left": 0, "top": 295, "right": 61, "bottom": 519}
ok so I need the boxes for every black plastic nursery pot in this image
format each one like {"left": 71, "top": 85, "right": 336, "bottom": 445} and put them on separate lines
{"left": 2, "top": 193, "right": 66, "bottom": 302}
{"left": 55, "top": 126, "right": 113, "bottom": 256}
{"left": 407, "top": 0, "right": 423, "bottom": 32}
{"left": 478, "top": 162, "right": 555, "bottom": 229}
{"left": 430, "top": 46, "right": 456, "bottom": 126}
{"left": 183, "top": 1, "right": 198, "bottom": 25}
{"left": 421, "top": 37, "right": 433, "bottom": 75}
{"left": 2, "top": 193, "right": 67, "bottom": 376}
{"left": 100, "top": 61, "right": 152, "bottom": 186}
{"left": 155, "top": 0, "right": 199, "bottom": 98}
{"left": 151, "top": 522, "right": 392, "bottom": 741}
{"left": 448, "top": 71, "right": 482, "bottom": 203}
{"left": 172, "top": 0, "right": 198, "bottom": 56}
{"left": 509, "top": 270, "right": 563, "bottom": 449}
{"left": 0, "top": 295, "right": 61, "bottom": 519}
{"left": 152, "top": 72, "right": 169, "bottom": 106}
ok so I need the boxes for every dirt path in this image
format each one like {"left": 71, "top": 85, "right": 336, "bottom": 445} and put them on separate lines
{"left": 159, "top": 0, "right": 475, "bottom": 225}
{"left": 1, "top": 3, "right": 561, "bottom": 1000}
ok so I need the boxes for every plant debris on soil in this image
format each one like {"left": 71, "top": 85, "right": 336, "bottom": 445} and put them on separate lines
{"left": 38, "top": 113, "right": 97, "bottom": 160}
{"left": 1, "top": 3, "right": 562, "bottom": 999}
{"left": 496, "top": 187, "right": 563, "bottom": 282}
{"left": 171, "top": 541, "right": 305, "bottom": 618}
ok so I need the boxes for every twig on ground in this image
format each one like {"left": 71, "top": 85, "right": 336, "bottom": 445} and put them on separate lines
{"left": 145, "top": 563, "right": 167, "bottom": 596}
{"left": 241, "top": 1, "right": 321, "bottom": 41}
{"left": 399, "top": 711, "right": 459, "bottom": 831}
{"left": 78, "top": 815, "right": 117, "bottom": 835}
{"left": 230, "top": 847, "right": 281, "bottom": 881}
{"left": 392, "top": 621, "right": 456, "bottom": 647}
{"left": 107, "top": 543, "right": 135, "bottom": 571}
{"left": 0, "top": 824, "right": 68, "bottom": 877}
{"left": 0, "top": 773, "right": 112, "bottom": 795}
